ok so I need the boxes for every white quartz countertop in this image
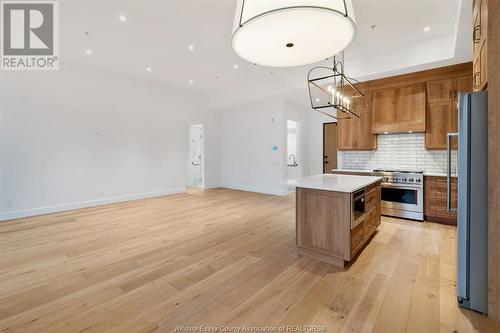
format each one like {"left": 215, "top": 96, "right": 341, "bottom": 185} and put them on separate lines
{"left": 331, "top": 169, "right": 373, "bottom": 174}
{"left": 287, "top": 174, "right": 382, "bottom": 193}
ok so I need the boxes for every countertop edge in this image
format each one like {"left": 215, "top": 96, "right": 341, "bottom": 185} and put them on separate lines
{"left": 332, "top": 169, "right": 457, "bottom": 178}
{"left": 291, "top": 176, "right": 383, "bottom": 194}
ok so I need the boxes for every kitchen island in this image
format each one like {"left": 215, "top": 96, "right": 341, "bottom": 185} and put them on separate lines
{"left": 288, "top": 174, "right": 382, "bottom": 267}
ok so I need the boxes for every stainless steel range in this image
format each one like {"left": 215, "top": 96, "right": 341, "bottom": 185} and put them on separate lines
{"left": 371, "top": 169, "right": 424, "bottom": 221}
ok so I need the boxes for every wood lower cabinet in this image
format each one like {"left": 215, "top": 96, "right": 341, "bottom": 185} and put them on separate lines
{"left": 338, "top": 92, "right": 376, "bottom": 151}
{"left": 371, "top": 83, "right": 426, "bottom": 133}
{"left": 424, "top": 176, "right": 457, "bottom": 225}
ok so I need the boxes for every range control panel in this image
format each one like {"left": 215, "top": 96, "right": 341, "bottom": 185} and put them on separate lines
{"left": 372, "top": 170, "right": 424, "bottom": 185}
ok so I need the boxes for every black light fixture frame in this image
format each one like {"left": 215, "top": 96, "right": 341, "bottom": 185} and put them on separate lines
{"left": 307, "top": 52, "right": 364, "bottom": 120}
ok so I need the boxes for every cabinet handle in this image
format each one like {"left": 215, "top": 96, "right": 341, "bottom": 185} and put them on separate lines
{"left": 448, "top": 90, "right": 452, "bottom": 99}
{"left": 473, "top": 25, "right": 481, "bottom": 43}
{"left": 447, "top": 133, "right": 458, "bottom": 213}
{"left": 473, "top": 72, "right": 481, "bottom": 88}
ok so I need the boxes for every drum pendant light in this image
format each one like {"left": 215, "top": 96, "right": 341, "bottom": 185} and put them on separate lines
{"left": 232, "top": 0, "right": 357, "bottom": 67}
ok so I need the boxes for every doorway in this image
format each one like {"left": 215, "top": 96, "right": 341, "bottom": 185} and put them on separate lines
{"left": 188, "top": 124, "right": 204, "bottom": 188}
{"left": 287, "top": 120, "right": 302, "bottom": 180}
{"left": 323, "top": 122, "right": 338, "bottom": 173}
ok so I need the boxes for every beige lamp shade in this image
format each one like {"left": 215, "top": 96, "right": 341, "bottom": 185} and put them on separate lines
{"left": 232, "top": 0, "right": 357, "bottom": 67}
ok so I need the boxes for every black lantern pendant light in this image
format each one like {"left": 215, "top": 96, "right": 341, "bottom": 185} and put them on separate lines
{"left": 308, "top": 52, "right": 365, "bottom": 119}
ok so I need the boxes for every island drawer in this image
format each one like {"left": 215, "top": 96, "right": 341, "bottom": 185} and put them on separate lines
{"left": 365, "top": 186, "right": 381, "bottom": 212}
{"left": 364, "top": 208, "right": 378, "bottom": 239}
{"left": 350, "top": 223, "right": 364, "bottom": 255}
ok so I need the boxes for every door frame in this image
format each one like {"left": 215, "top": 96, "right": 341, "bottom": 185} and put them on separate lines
{"left": 187, "top": 123, "right": 205, "bottom": 189}
{"left": 322, "top": 122, "right": 338, "bottom": 174}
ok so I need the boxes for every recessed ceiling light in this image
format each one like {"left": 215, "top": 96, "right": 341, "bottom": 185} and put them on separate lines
{"left": 146, "top": 67, "right": 152, "bottom": 72}
{"left": 233, "top": 64, "right": 238, "bottom": 69}
{"left": 315, "top": 98, "right": 320, "bottom": 102}
{"left": 188, "top": 45, "right": 195, "bottom": 51}
{"left": 119, "top": 15, "right": 127, "bottom": 22}
{"left": 384, "top": 132, "right": 389, "bottom": 135}
{"left": 85, "top": 49, "right": 93, "bottom": 55}
{"left": 189, "top": 80, "right": 194, "bottom": 84}
{"left": 423, "top": 26, "right": 431, "bottom": 32}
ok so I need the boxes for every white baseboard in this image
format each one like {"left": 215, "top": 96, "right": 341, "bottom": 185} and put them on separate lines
{"left": 0, "top": 187, "right": 186, "bottom": 222}
{"left": 201, "top": 184, "right": 221, "bottom": 190}
{"left": 220, "top": 184, "right": 287, "bottom": 196}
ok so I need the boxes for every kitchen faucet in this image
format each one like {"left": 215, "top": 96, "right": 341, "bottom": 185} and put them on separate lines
{"left": 288, "top": 154, "right": 297, "bottom": 166}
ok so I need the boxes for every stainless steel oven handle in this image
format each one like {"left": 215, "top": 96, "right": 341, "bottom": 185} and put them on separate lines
{"left": 447, "top": 132, "right": 459, "bottom": 213}
{"left": 380, "top": 182, "right": 422, "bottom": 190}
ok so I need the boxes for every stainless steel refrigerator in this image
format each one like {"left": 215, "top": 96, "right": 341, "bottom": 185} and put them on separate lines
{"left": 448, "top": 91, "right": 488, "bottom": 314}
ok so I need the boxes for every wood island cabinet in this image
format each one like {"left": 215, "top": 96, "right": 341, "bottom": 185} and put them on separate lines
{"left": 295, "top": 180, "right": 381, "bottom": 267}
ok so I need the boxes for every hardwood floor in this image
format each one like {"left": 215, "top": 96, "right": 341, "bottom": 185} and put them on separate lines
{"left": 0, "top": 188, "right": 499, "bottom": 333}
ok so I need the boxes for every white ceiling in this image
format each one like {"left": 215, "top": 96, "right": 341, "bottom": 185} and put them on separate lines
{"left": 61, "top": 0, "right": 472, "bottom": 108}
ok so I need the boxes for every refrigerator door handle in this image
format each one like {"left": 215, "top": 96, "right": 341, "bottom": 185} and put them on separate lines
{"left": 447, "top": 132, "right": 459, "bottom": 213}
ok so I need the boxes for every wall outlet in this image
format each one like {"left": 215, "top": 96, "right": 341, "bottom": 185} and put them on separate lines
{"left": 99, "top": 190, "right": 105, "bottom": 197}
{"left": 172, "top": 182, "right": 177, "bottom": 188}
{"left": 6, "top": 200, "right": 13, "bottom": 208}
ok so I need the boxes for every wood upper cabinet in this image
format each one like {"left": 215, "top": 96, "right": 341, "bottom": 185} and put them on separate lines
{"left": 355, "top": 93, "right": 377, "bottom": 150}
{"left": 473, "top": 0, "right": 488, "bottom": 91}
{"left": 397, "top": 83, "right": 426, "bottom": 127}
{"left": 425, "top": 75, "right": 472, "bottom": 149}
{"left": 338, "top": 92, "right": 376, "bottom": 151}
{"left": 371, "top": 83, "right": 426, "bottom": 134}
{"left": 336, "top": 63, "right": 472, "bottom": 151}
{"left": 372, "top": 88, "right": 397, "bottom": 125}
{"left": 337, "top": 117, "right": 356, "bottom": 150}
{"left": 427, "top": 79, "right": 453, "bottom": 103}
{"left": 426, "top": 102, "right": 454, "bottom": 149}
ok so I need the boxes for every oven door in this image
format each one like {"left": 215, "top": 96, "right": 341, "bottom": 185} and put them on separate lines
{"left": 380, "top": 183, "right": 423, "bottom": 213}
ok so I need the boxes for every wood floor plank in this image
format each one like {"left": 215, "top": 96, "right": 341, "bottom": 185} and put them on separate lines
{"left": 0, "top": 189, "right": 499, "bottom": 333}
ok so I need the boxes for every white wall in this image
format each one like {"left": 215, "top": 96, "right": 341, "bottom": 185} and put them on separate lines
{"left": 283, "top": 100, "right": 336, "bottom": 176}
{"left": 216, "top": 95, "right": 335, "bottom": 196}
{"left": 306, "top": 110, "right": 336, "bottom": 175}
{"left": 0, "top": 65, "right": 220, "bottom": 220}
{"left": 218, "top": 98, "right": 287, "bottom": 195}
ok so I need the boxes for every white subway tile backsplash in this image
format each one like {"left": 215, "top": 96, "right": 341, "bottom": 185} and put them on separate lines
{"left": 338, "top": 133, "right": 457, "bottom": 174}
